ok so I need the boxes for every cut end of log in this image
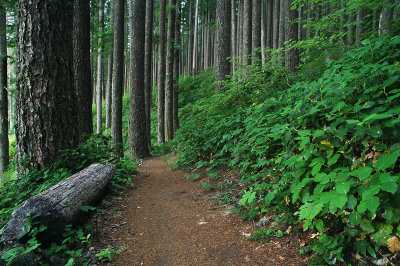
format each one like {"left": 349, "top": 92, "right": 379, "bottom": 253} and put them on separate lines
{"left": 1, "top": 163, "right": 116, "bottom": 244}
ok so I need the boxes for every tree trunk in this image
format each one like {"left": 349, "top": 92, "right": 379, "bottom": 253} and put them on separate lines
{"left": 111, "top": 0, "right": 125, "bottom": 158}
{"left": 231, "top": 0, "right": 237, "bottom": 71}
{"left": 356, "top": 8, "right": 365, "bottom": 46}
{"left": 129, "top": 0, "right": 150, "bottom": 158}
{"left": 192, "top": 0, "right": 199, "bottom": 75}
{"left": 144, "top": 0, "right": 154, "bottom": 148}
{"left": 215, "top": 0, "right": 232, "bottom": 90}
{"left": 2, "top": 163, "right": 116, "bottom": 244}
{"left": 243, "top": 0, "right": 252, "bottom": 65}
{"left": 347, "top": 11, "right": 354, "bottom": 46}
{"left": 252, "top": 0, "right": 262, "bottom": 63}
{"left": 105, "top": 2, "right": 115, "bottom": 129}
{"left": 16, "top": 0, "right": 78, "bottom": 171}
{"left": 379, "top": 6, "right": 391, "bottom": 36}
{"left": 165, "top": 0, "right": 176, "bottom": 141}
{"left": 157, "top": 0, "right": 166, "bottom": 144}
{"left": 0, "top": 3, "right": 8, "bottom": 174}
{"left": 272, "top": 0, "right": 279, "bottom": 49}
{"left": 73, "top": 0, "right": 93, "bottom": 140}
{"left": 96, "top": 0, "right": 105, "bottom": 134}
{"left": 173, "top": 6, "right": 180, "bottom": 133}
{"left": 278, "top": 0, "right": 285, "bottom": 49}
{"left": 285, "top": 0, "right": 299, "bottom": 72}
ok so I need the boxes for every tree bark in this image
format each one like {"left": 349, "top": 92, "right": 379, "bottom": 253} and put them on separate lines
{"left": 73, "top": 0, "right": 93, "bottom": 140}
{"left": 129, "top": 0, "right": 150, "bottom": 158}
{"left": 356, "top": 8, "right": 366, "bottom": 46}
{"left": 111, "top": 0, "right": 125, "bottom": 158}
{"left": 0, "top": 3, "right": 8, "bottom": 174}
{"left": 272, "top": 0, "right": 280, "bottom": 49}
{"left": 231, "top": 0, "right": 237, "bottom": 71}
{"left": 157, "top": 0, "right": 166, "bottom": 144}
{"left": 165, "top": 0, "right": 176, "bottom": 141}
{"left": 96, "top": 0, "right": 105, "bottom": 134}
{"left": 278, "top": 0, "right": 285, "bottom": 49}
{"left": 16, "top": 0, "right": 78, "bottom": 171}
{"left": 192, "top": 0, "right": 199, "bottom": 75}
{"left": 379, "top": 6, "right": 391, "bottom": 36}
{"left": 252, "top": 0, "right": 261, "bottom": 63}
{"left": 173, "top": 5, "right": 180, "bottom": 133}
{"left": 105, "top": 2, "right": 115, "bottom": 129}
{"left": 285, "top": 0, "right": 299, "bottom": 72}
{"left": 144, "top": 0, "right": 154, "bottom": 149}
{"left": 215, "top": 0, "right": 232, "bottom": 90}
{"left": 243, "top": 0, "right": 252, "bottom": 65}
{"left": 2, "top": 163, "right": 116, "bottom": 244}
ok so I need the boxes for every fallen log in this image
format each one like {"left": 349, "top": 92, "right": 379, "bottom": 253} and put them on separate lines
{"left": 1, "top": 163, "right": 116, "bottom": 244}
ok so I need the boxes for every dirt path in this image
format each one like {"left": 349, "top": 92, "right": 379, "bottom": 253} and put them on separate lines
{"left": 90, "top": 156, "right": 307, "bottom": 265}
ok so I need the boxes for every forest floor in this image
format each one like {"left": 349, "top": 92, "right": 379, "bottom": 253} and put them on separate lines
{"left": 88, "top": 156, "right": 309, "bottom": 265}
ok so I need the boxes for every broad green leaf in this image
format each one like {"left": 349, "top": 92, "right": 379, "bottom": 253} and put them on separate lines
{"left": 313, "top": 130, "right": 325, "bottom": 138}
{"left": 346, "top": 119, "right": 360, "bottom": 124}
{"left": 375, "top": 152, "right": 399, "bottom": 171}
{"left": 348, "top": 212, "right": 361, "bottom": 225}
{"left": 365, "top": 196, "right": 380, "bottom": 213}
{"left": 347, "top": 196, "right": 357, "bottom": 209}
{"left": 311, "top": 163, "right": 322, "bottom": 176}
{"left": 315, "top": 219, "right": 324, "bottom": 233}
{"left": 349, "top": 167, "right": 372, "bottom": 181}
{"left": 367, "top": 126, "right": 383, "bottom": 138}
{"left": 299, "top": 203, "right": 324, "bottom": 230}
{"left": 327, "top": 154, "right": 340, "bottom": 167}
{"left": 331, "top": 194, "right": 348, "bottom": 210}
{"left": 379, "top": 173, "right": 398, "bottom": 194}
{"left": 298, "top": 130, "right": 311, "bottom": 137}
{"left": 360, "top": 219, "right": 375, "bottom": 233}
{"left": 357, "top": 201, "right": 367, "bottom": 213}
{"left": 336, "top": 181, "right": 351, "bottom": 195}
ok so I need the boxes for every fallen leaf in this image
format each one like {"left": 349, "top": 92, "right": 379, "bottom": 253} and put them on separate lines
{"left": 387, "top": 236, "right": 400, "bottom": 253}
{"left": 285, "top": 226, "right": 292, "bottom": 234}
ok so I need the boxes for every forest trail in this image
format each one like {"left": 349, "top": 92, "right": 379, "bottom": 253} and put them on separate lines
{"left": 90, "top": 156, "right": 307, "bottom": 265}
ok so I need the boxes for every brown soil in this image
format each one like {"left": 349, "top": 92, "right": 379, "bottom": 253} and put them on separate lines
{"left": 89, "top": 156, "right": 308, "bottom": 265}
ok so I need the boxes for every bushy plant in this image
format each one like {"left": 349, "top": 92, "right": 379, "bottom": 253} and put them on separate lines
{"left": 172, "top": 35, "right": 400, "bottom": 263}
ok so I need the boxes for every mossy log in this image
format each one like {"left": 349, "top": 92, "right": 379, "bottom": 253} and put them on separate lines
{"left": 1, "top": 163, "right": 115, "bottom": 244}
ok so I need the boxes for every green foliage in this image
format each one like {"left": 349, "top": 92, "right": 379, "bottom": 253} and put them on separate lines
{"left": 95, "top": 248, "right": 122, "bottom": 262}
{"left": 173, "top": 35, "right": 400, "bottom": 263}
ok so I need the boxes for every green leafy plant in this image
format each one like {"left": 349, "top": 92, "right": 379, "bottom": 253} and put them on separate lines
{"left": 95, "top": 248, "right": 122, "bottom": 262}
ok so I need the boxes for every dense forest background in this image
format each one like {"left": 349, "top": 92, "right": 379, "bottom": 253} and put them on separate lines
{"left": 1, "top": 0, "right": 400, "bottom": 264}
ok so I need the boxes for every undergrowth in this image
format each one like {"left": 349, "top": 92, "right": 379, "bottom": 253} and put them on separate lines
{"left": 0, "top": 135, "right": 136, "bottom": 264}
{"left": 172, "top": 35, "right": 400, "bottom": 264}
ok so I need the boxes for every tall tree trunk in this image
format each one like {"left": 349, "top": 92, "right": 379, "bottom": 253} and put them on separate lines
{"left": 285, "top": 0, "right": 299, "bottom": 72}
{"left": 252, "top": 0, "right": 262, "bottom": 63}
{"left": 192, "top": 0, "right": 199, "bottom": 75}
{"left": 16, "top": 0, "right": 78, "bottom": 171}
{"left": 231, "top": 0, "right": 237, "bottom": 71}
{"left": 96, "top": 0, "right": 105, "bottom": 134}
{"left": 111, "top": 0, "right": 125, "bottom": 158}
{"left": 243, "top": 0, "right": 252, "bottom": 65}
{"left": 73, "top": 0, "right": 93, "bottom": 140}
{"left": 129, "top": 0, "right": 150, "bottom": 158}
{"left": 216, "top": 0, "right": 232, "bottom": 90}
{"left": 278, "top": 0, "right": 285, "bottom": 49}
{"left": 157, "top": 0, "right": 166, "bottom": 144}
{"left": 356, "top": 8, "right": 365, "bottom": 46}
{"left": 165, "top": 0, "right": 176, "bottom": 141}
{"left": 347, "top": 11, "right": 354, "bottom": 46}
{"left": 173, "top": 5, "right": 180, "bottom": 133}
{"left": 379, "top": 6, "right": 391, "bottom": 36}
{"left": 266, "top": 0, "right": 273, "bottom": 49}
{"left": 272, "top": 0, "right": 280, "bottom": 49}
{"left": 238, "top": 0, "right": 244, "bottom": 60}
{"left": 144, "top": 0, "right": 154, "bottom": 148}
{"left": 105, "top": 2, "right": 115, "bottom": 129}
{"left": 0, "top": 3, "right": 8, "bottom": 174}
{"left": 187, "top": 1, "right": 193, "bottom": 75}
